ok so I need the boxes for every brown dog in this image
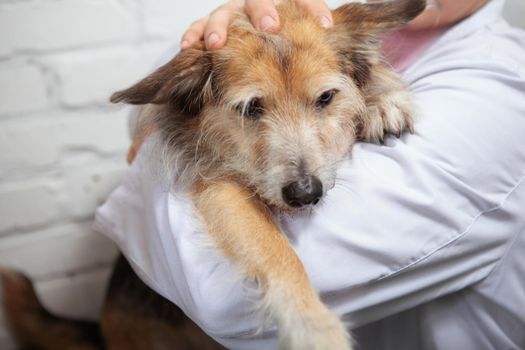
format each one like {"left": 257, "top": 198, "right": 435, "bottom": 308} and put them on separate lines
{"left": 111, "top": 1, "right": 424, "bottom": 348}
{"left": 1, "top": 1, "right": 425, "bottom": 349}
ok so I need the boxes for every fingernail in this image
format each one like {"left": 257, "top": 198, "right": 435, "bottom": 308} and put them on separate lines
{"left": 260, "top": 15, "right": 277, "bottom": 31}
{"left": 319, "top": 15, "right": 332, "bottom": 28}
{"left": 207, "top": 32, "right": 220, "bottom": 48}
{"left": 181, "top": 40, "right": 190, "bottom": 49}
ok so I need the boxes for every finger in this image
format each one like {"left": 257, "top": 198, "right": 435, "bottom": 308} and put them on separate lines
{"left": 181, "top": 17, "right": 208, "bottom": 50}
{"left": 245, "top": 0, "right": 280, "bottom": 32}
{"left": 204, "top": 5, "right": 235, "bottom": 50}
{"left": 297, "top": 0, "right": 333, "bottom": 28}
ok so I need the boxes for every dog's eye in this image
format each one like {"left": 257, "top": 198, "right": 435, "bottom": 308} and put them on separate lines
{"left": 237, "top": 98, "right": 264, "bottom": 120}
{"left": 316, "top": 90, "right": 338, "bottom": 109}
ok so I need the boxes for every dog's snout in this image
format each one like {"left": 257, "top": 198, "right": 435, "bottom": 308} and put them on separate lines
{"left": 282, "top": 176, "right": 323, "bottom": 208}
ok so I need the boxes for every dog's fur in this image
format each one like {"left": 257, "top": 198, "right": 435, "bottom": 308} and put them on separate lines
{"left": 1, "top": 258, "right": 225, "bottom": 350}
{"left": 1, "top": 1, "right": 425, "bottom": 349}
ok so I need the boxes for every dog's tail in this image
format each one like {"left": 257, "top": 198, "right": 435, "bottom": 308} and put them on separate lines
{"left": 0, "top": 268, "right": 103, "bottom": 350}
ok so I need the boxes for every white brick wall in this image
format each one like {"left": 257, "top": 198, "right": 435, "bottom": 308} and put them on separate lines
{"left": 0, "top": 0, "right": 523, "bottom": 348}
{"left": 0, "top": 65, "right": 48, "bottom": 114}
{"left": 0, "top": 0, "right": 223, "bottom": 347}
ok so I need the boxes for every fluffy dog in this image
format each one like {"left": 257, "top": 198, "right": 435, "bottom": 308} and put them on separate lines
{"left": 111, "top": 1, "right": 424, "bottom": 348}
{"left": 1, "top": 0, "right": 425, "bottom": 349}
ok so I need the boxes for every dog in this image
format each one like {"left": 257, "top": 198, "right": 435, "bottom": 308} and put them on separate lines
{"left": 1, "top": 0, "right": 425, "bottom": 349}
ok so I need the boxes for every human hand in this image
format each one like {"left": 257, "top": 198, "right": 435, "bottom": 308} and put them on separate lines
{"left": 181, "top": 0, "right": 487, "bottom": 51}
{"left": 180, "top": 0, "right": 333, "bottom": 51}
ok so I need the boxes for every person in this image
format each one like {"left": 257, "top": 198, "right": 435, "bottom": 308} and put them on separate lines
{"left": 94, "top": 0, "right": 525, "bottom": 348}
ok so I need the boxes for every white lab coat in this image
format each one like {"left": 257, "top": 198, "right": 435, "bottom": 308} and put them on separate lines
{"left": 94, "top": 0, "right": 525, "bottom": 348}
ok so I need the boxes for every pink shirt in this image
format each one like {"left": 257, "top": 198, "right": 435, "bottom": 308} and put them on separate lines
{"left": 382, "top": 27, "right": 446, "bottom": 72}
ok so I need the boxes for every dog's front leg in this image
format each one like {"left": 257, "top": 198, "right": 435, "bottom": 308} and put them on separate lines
{"left": 359, "top": 65, "right": 415, "bottom": 143}
{"left": 193, "top": 181, "right": 352, "bottom": 350}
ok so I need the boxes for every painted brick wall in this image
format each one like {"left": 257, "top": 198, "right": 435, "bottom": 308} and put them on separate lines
{"left": 0, "top": 0, "right": 523, "bottom": 348}
{"left": 0, "top": 0, "right": 223, "bottom": 347}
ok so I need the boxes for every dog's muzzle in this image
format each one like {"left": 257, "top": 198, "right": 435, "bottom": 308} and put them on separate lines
{"left": 282, "top": 176, "right": 323, "bottom": 208}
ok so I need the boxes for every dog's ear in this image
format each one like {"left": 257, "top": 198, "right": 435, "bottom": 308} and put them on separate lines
{"left": 110, "top": 44, "right": 213, "bottom": 116}
{"left": 329, "top": 0, "right": 426, "bottom": 87}
{"left": 332, "top": 0, "right": 427, "bottom": 32}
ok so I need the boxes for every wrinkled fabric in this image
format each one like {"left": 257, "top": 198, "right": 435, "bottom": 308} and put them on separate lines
{"left": 94, "top": 1, "right": 525, "bottom": 349}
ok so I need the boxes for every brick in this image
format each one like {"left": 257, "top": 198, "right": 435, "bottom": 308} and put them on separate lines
{"left": 37, "top": 267, "right": 112, "bottom": 320}
{"left": 0, "top": 180, "right": 62, "bottom": 234}
{"left": 47, "top": 46, "right": 167, "bottom": 106}
{"left": 0, "top": 65, "right": 48, "bottom": 115}
{"left": 0, "top": 223, "right": 118, "bottom": 278}
{"left": 0, "top": 118, "right": 59, "bottom": 168}
{"left": 0, "top": 110, "right": 130, "bottom": 170}
{"left": 0, "top": 0, "right": 136, "bottom": 55}
{"left": 0, "top": 160, "right": 127, "bottom": 234}
{"left": 53, "top": 110, "right": 131, "bottom": 155}
{"left": 63, "top": 160, "right": 127, "bottom": 219}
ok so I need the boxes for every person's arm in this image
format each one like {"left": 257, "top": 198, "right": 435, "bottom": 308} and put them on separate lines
{"left": 180, "top": 0, "right": 487, "bottom": 50}
{"left": 101, "top": 50, "right": 525, "bottom": 349}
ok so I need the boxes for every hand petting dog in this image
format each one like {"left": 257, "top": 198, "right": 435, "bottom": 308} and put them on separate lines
{"left": 181, "top": 0, "right": 334, "bottom": 50}
{"left": 181, "top": 0, "right": 487, "bottom": 51}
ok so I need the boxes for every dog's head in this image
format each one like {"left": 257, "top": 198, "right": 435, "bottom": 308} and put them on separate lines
{"left": 111, "top": 0, "right": 425, "bottom": 209}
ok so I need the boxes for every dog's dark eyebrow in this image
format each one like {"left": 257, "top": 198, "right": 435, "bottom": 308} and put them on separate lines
{"left": 350, "top": 50, "right": 371, "bottom": 88}
{"left": 338, "top": 48, "right": 371, "bottom": 88}
{"left": 259, "top": 34, "right": 291, "bottom": 72}
{"left": 278, "top": 50, "right": 291, "bottom": 72}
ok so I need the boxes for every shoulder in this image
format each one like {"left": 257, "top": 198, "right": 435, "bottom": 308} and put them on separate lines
{"left": 405, "top": 10, "right": 525, "bottom": 85}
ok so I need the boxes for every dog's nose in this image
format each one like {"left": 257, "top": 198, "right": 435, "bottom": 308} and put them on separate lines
{"left": 282, "top": 176, "right": 323, "bottom": 208}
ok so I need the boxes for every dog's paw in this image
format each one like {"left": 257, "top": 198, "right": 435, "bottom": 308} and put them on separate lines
{"left": 279, "top": 308, "right": 353, "bottom": 350}
{"left": 360, "top": 90, "right": 414, "bottom": 143}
